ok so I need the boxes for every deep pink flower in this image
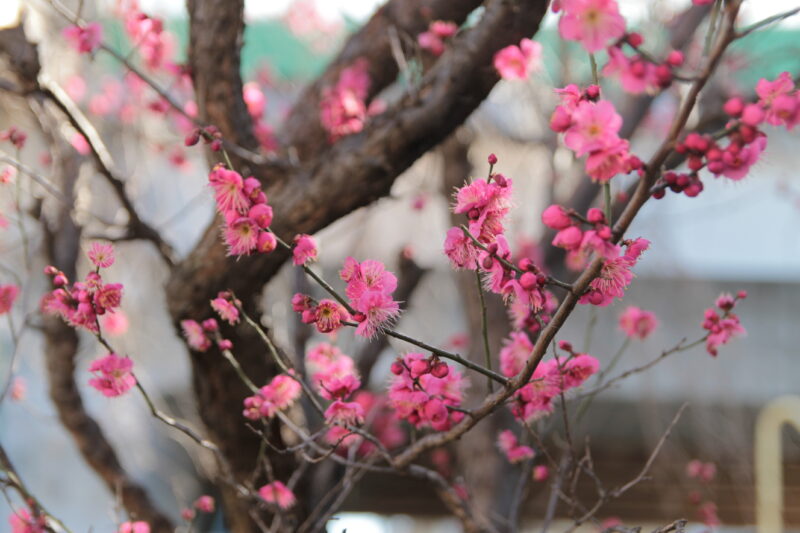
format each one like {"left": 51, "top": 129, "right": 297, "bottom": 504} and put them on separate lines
{"left": 292, "top": 234, "right": 318, "bottom": 265}
{"left": 63, "top": 23, "right": 103, "bottom": 54}
{"left": 223, "top": 217, "right": 259, "bottom": 256}
{"left": 194, "top": 495, "right": 215, "bottom": 513}
{"left": 702, "top": 308, "right": 746, "bottom": 357}
{"left": 618, "top": 306, "right": 659, "bottom": 340}
{"left": 557, "top": 0, "right": 626, "bottom": 53}
{"left": 342, "top": 258, "right": 397, "bottom": 300}
{"left": 319, "top": 59, "right": 371, "bottom": 141}
{"left": 354, "top": 290, "right": 400, "bottom": 338}
{"left": 259, "top": 481, "right": 296, "bottom": 509}
{"left": 497, "top": 430, "right": 535, "bottom": 464}
{"left": 313, "top": 299, "right": 349, "bottom": 333}
{"left": 580, "top": 238, "right": 649, "bottom": 306}
{"left": 717, "top": 136, "right": 767, "bottom": 180}
{"left": 564, "top": 100, "right": 622, "bottom": 156}
{"left": 317, "top": 373, "right": 361, "bottom": 401}
{"left": 541, "top": 204, "right": 572, "bottom": 230}
{"left": 532, "top": 465, "right": 550, "bottom": 481}
{"left": 87, "top": 241, "right": 115, "bottom": 268}
{"left": 494, "top": 38, "right": 543, "bottom": 80}
{"left": 0, "top": 284, "right": 20, "bottom": 315}
{"left": 209, "top": 166, "right": 249, "bottom": 216}
{"left": 88, "top": 353, "right": 136, "bottom": 397}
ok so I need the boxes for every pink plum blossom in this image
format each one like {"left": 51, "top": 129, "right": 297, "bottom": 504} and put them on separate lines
{"left": 0, "top": 284, "right": 20, "bottom": 315}
{"left": 258, "top": 481, "right": 296, "bottom": 509}
{"left": 618, "top": 306, "right": 659, "bottom": 340}
{"left": 494, "top": 38, "right": 543, "bottom": 80}
{"left": 497, "top": 430, "right": 535, "bottom": 463}
{"left": 292, "top": 234, "right": 318, "bottom": 265}
{"left": 88, "top": 353, "right": 136, "bottom": 397}
{"left": 63, "top": 23, "right": 103, "bottom": 54}
{"left": 557, "top": 0, "right": 626, "bottom": 53}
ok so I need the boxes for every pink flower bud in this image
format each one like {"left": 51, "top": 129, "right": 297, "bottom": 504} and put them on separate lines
{"left": 586, "top": 208, "right": 605, "bottom": 224}
{"left": 210, "top": 139, "right": 222, "bottom": 152}
{"left": 248, "top": 204, "right": 273, "bottom": 229}
{"left": 431, "top": 361, "right": 450, "bottom": 378}
{"left": 218, "top": 339, "right": 233, "bottom": 350}
{"left": 626, "top": 32, "right": 643, "bottom": 47}
{"left": 520, "top": 272, "right": 538, "bottom": 290}
{"left": 493, "top": 173, "right": 508, "bottom": 187}
{"left": 666, "top": 50, "right": 684, "bottom": 67}
{"left": 390, "top": 360, "right": 404, "bottom": 375}
{"left": 736, "top": 290, "right": 747, "bottom": 299}
{"left": 552, "top": 226, "right": 583, "bottom": 251}
{"left": 740, "top": 104, "right": 765, "bottom": 126}
{"left": 558, "top": 340, "right": 572, "bottom": 352}
{"left": 409, "top": 359, "right": 431, "bottom": 377}
{"left": 257, "top": 232, "right": 277, "bottom": 254}
{"left": 532, "top": 465, "right": 549, "bottom": 481}
{"left": 584, "top": 84, "right": 600, "bottom": 100}
{"left": 723, "top": 97, "right": 744, "bottom": 117}
{"left": 541, "top": 204, "right": 572, "bottom": 230}
{"left": 487, "top": 153, "right": 498, "bottom": 165}
{"left": 202, "top": 318, "right": 218, "bottom": 331}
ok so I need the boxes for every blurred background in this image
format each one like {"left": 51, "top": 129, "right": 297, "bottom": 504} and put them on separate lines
{"left": 1, "top": 0, "right": 799, "bottom": 531}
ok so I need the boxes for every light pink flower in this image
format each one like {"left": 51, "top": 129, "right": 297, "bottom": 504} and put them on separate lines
{"left": 118, "top": 521, "right": 150, "bottom": 533}
{"left": 494, "top": 38, "right": 543, "bottom": 80}
{"left": 497, "top": 430, "right": 535, "bottom": 463}
{"left": 181, "top": 319, "right": 211, "bottom": 351}
{"left": 564, "top": 100, "right": 622, "bottom": 157}
{"left": 63, "top": 23, "right": 103, "bottom": 54}
{"left": 292, "top": 234, "right": 318, "bottom": 265}
{"left": 443, "top": 227, "right": 478, "bottom": 270}
{"left": 602, "top": 47, "right": 657, "bottom": 94}
{"left": 9, "top": 509, "right": 45, "bottom": 533}
{"left": 210, "top": 295, "right": 240, "bottom": 325}
{"left": 223, "top": 217, "right": 259, "bottom": 256}
{"left": 580, "top": 238, "right": 649, "bottom": 306}
{"left": 499, "top": 332, "right": 533, "bottom": 378}
{"left": 585, "top": 137, "right": 632, "bottom": 183}
{"left": 10, "top": 376, "right": 26, "bottom": 401}
{"left": 87, "top": 241, "right": 115, "bottom": 268}
{"left": 557, "top": 0, "right": 626, "bottom": 53}
{"left": 313, "top": 299, "right": 349, "bottom": 333}
{"left": 88, "top": 353, "right": 136, "bottom": 397}
{"left": 258, "top": 481, "right": 296, "bottom": 509}
{"left": 102, "top": 310, "right": 129, "bottom": 336}
{"left": 325, "top": 400, "right": 365, "bottom": 426}
{"left": 0, "top": 284, "right": 20, "bottom": 315}
{"left": 618, "top": 306, "right": 658, "bottom": 340}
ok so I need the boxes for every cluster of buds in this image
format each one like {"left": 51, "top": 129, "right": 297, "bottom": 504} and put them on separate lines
{"left": 41, "top": 266, "right": 123, "bottom": 334}
{"left": 543, "top": 204, "right": 619, "bottom": 265}
{"left": 292, "top": 294, "right": 350, "bottom": 334}
{"left": 702, "top": 291, "right": 747, "bottom": 357}
{"left": 603, "top": 32, "right": 685, "bottom": 94}
{"left": 185, "top": 124, "right": 223, "bottom": 152}
{"left": 390, "top": 353, "right": 450, "bottom": 380}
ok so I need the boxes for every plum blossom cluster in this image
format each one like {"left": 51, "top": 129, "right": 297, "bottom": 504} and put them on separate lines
{"left": 702, "top": 291, "right": 747, "bottom": 357}
{"left": 292, "top": 294, "right": 350, "bottom": 335}
{"left": 508, "top": 341, "right": 599, "bottom": 422}
{"left": 340, "top": 257, "right": 400, "bottom": 337}
{"left": 543, "top": 204, "right": 619, "bottom": 270}
{"left": 305, "top": 343, "right": 365, "bottom": 426}
{"left": 497, "top": 430, "right": 535, "bottom": 464}
{"left": 554, "top": 0, "right": 626, "bottom": 53}
{"left": 603, "top": 33, "right": 685, "bottom": 94}
{"left": 181, "top": 317, "right": 223, "bottom": 352}
{"left": 618, "top": 305, "right": 659, "bottom": 340}
{"left": 242, "top": 373, "right": 302, "bottom": 420}
{"left": 579, "top": 238, "right": 649, "bottom": 306}
{"left": 550, "top": 84, "right": 643, "bottom": 183}
{"left": 181, "top": 494, "right": 215, "bottom": 521}
{"left": 493, "top": 38, "right": 543, "bottom": 80}
{"left": 320, "top": 59, "right": 383, "bottom": 141}
{"left": 41, "top": 243, "right": 122, "bottom": 333}
{"left": 444, "top": 159, "right": 562, "bottom": 335}
{"left": 120, "top": 5, "right": 174, "bottom": 71}
{"left": 388, "top": 353, "right": 467, "bottom": 432}
{"left": 63, "top": 23, "right": 103, "bottom": 55}
{"left": 686, "top": 459, "right": 720, "bottom": 528}
{"left": 207, "top": 165, "right": 277, "bottom": 256}
{"left": 417, "top": 20, "right": 458, "bottom": 57}
{"left": 118, "top": 521, "right": 150, "bottom": 533}
{"left": 654, "top": 72, "right": 800, "bottom": 199}
{"left": 88, "top": 353, "right": 137, "bottom": 397}
{"left": 326, "top": 390, "right": 406, "bottom": 454}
